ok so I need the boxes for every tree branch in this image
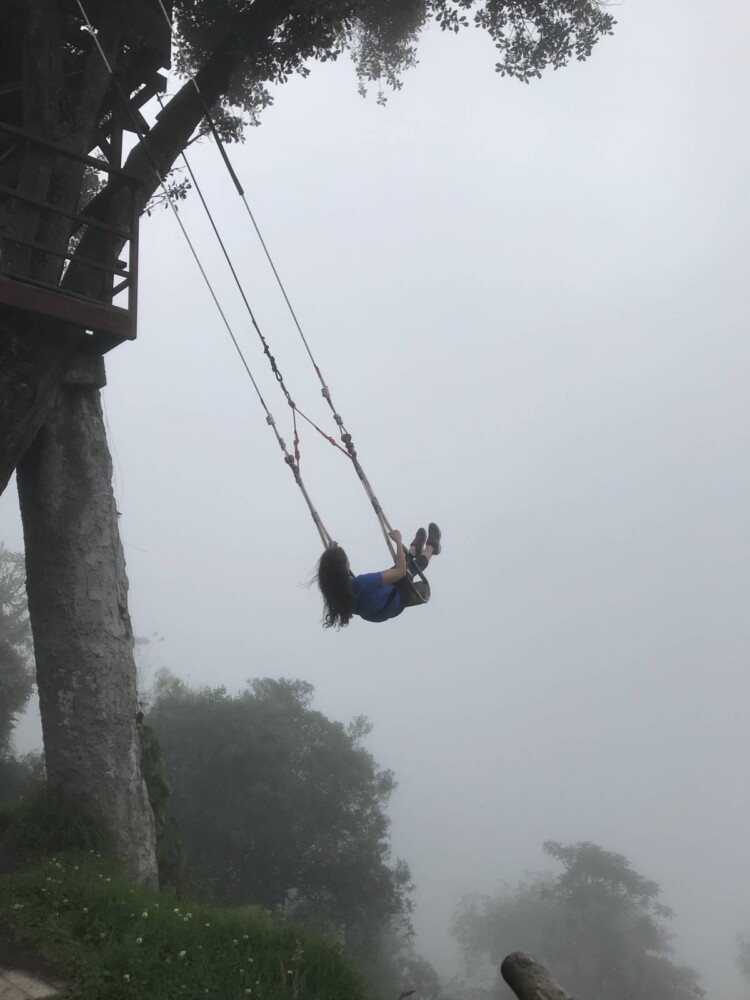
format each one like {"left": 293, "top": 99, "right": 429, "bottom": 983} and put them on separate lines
{"left": 84, "top": 0, "right": 289, "bottom": 227}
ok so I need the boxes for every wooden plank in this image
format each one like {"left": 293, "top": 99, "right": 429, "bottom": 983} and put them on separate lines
{"left": 0, "top": 274, "right": 134, "bottom": 341}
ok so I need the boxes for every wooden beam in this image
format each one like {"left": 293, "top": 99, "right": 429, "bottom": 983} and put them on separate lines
{"left": 0, "top": 121, "right": 140, "bottom": 181}
{"left": 2, "top": 233, "right": 129, "bottom": 276}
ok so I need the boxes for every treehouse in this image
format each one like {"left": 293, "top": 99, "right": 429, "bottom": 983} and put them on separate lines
{"left": 0, "top": 0, "right": 172, "bottom": 353}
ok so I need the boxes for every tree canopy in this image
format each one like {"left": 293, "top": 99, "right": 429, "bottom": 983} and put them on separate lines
{"left": 147, "top": 673, "right": 413, "bottom": 975}
{"left": 172, "top": 0, "right": 617, "bottom": 123}
{"left": 453, "top": 841, "right": 705, "bottom": 1000}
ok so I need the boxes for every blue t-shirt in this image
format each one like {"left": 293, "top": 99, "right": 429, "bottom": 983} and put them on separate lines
{"left": 351, "top": 572, "right": 401, "bottom": 623}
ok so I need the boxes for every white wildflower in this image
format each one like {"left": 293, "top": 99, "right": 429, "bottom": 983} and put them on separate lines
{"left": 141, "top": 911, "right": 149, "bottom": 919}
{"left": 123, "top": 973, "right": 130, "bottom": 981}
{"left": 136, "top": 937, "right": 143, "bottom": 945}
{"left": 178, "top": 951, "right": 186, "bottom": 960}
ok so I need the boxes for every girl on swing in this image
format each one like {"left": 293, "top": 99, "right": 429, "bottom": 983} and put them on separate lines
{"left": 316, "top": 523, "right": 441, "bottom": 628}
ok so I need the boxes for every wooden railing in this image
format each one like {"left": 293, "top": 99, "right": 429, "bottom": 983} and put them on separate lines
{"left": 0, "top": 121, "right": 141, "bottom": 351}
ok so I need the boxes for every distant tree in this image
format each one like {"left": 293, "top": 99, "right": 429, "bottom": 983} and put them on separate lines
{"left": 147, "top": 673, "right": 413, "bottom": 975}
{"left": 357, "top": 919, "right": 444, "bottom": 1000}
{"left": 0, "top": 542, "right": 33, "bottom": 754}
{"left": 137, "top": 718, "right": 185, "bottom": 892}
{"left": 453, "top": 841, "right": 705, "bottom": 1000}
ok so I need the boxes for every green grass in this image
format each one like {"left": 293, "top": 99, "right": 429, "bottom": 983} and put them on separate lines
{"left": 0, "top": 853, "right": 369, "bottom": 1000}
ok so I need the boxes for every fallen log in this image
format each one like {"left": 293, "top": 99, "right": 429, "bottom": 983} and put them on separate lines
{"left": 501, "top": 952, "right": 577, "bottom": 1000}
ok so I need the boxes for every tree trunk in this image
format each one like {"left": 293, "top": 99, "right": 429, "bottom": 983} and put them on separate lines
{"left": 16, "top": 366, "right": 157, "bottom": 886}
{"left": 0, "top": 319, "right": 85, "bottom": 496}
{"left": 501, "top": 953, "right": 578, "bottom": 1000}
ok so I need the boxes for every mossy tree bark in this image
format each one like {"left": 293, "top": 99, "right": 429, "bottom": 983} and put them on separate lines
{"left": 16, "top": 376, "right": 158, "bottom": 886}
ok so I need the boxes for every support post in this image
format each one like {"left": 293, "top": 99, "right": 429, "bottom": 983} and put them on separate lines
{"left": 501, "top": 953, "right": 577, "bottom": 1000}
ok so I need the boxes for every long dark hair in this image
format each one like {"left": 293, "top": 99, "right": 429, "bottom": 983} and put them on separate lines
{"left": 316, "top": 546, "right": 355, "bottom": 629}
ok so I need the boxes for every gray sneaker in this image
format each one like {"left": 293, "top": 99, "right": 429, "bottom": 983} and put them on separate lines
{"left": 410, "top": 527, "right": 427, "bottom": 556}
{"left": 427, "top": 522, "right": 441, "bottom": 555}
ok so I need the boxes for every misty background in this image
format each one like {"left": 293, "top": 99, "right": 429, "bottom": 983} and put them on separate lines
{"left": 2, "top": 1, "right": 749, "bottom": 996}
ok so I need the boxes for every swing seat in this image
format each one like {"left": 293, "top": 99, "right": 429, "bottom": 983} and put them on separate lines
{"left": 402, "top": 553, "right": 430, "bottom": 607}
{"left": 406, "top": 578, "right": 430, "bottom": 605}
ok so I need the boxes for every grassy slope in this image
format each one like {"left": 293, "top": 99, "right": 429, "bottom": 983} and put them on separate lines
{"left": 0, "top": 853, "right": 369, "bottom": 1000}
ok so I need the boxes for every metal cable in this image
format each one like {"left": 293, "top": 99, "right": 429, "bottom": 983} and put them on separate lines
{"left": 150, "top": 0, "right": 397, "bottom": 559}
{"left": 74, "top": 0, "right": 332, "bottom": 548}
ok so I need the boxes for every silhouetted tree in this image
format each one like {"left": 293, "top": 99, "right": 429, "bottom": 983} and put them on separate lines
{"left": 148, "top": 673, "right": 413, "bottom": 978}
{"left": 453, "top": 841, "right": 704, "bottom": 1000}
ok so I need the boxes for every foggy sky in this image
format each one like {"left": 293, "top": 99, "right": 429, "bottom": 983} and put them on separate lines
{"left": 3, "top": 2, "right": 750, "bottom": 996}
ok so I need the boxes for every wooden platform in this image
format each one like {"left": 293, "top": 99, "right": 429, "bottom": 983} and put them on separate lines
{"left": 0, "top": 273, "right": 134, "bottom": 350}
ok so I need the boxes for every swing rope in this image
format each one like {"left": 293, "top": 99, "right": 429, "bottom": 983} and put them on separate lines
{"left": 75, "top": 0, "right": 333, "bottom": 549}
{"left": 154, "top": 92, "right": 352, "bottom": 467}
{"left": 151, "top": 0, "right": 398, "bottom": 561}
